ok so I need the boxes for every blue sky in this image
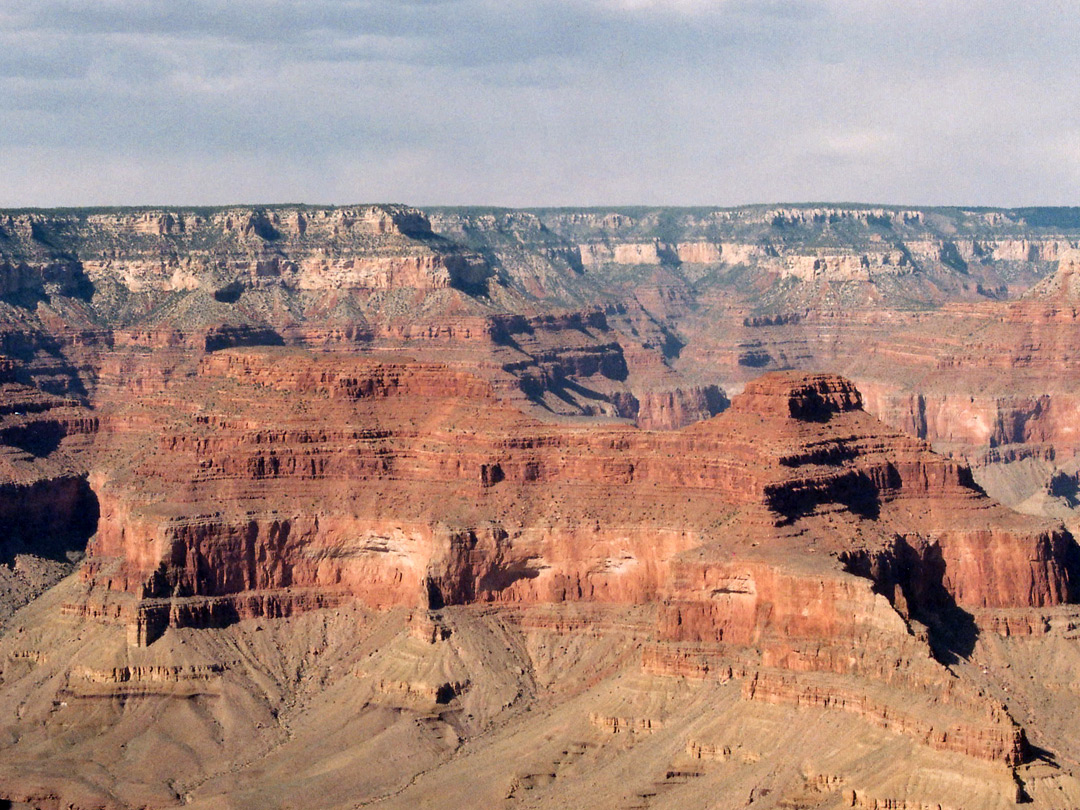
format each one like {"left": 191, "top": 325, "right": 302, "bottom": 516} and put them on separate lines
{"left": 2, "top": 0, "right": 1078, "bottom": 207}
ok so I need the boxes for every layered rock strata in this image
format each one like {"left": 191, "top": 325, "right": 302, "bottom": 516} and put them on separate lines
{"left": 44, "top": 359, "right": 1067, "bottom": 780}
{"left": 81, "top": 363, "right": 1070, "bottom": 622}
{"left": 6, "top": 204, "right": 1080, "bottom": 808}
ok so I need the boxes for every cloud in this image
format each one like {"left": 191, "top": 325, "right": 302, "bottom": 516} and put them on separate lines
{"left": 0, "top": 0, "right": 1078, "bottom": 206}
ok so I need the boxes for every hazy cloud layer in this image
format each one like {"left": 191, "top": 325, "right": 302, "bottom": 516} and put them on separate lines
{"left": 1, "top": 0, "right": 1078, "bottom": 207}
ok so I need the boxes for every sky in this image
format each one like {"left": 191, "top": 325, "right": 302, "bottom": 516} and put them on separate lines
{"left": 1, "top": 0, "right": 1078, "bottom": 208}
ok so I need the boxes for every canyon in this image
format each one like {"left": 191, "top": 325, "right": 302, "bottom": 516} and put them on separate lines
{"left": 3, "top": 204, "right": 1080, "bottom": 808}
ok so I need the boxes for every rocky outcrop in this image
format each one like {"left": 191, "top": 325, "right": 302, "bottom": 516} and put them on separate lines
{"left": 776, "top": 251, "right": 912, "bottom": 282}
{"left": 579, "top": 241, "right": 677, "bottom": 267}
{"left": 70, "top": 361, "right": 1075, "bottom": 688}
{"left": 610, "top": 385, "right": 727, "bottom": 430}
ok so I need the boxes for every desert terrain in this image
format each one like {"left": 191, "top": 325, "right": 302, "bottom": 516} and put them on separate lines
{"left": 3, "top": 204, "right": 1080, "bottom": 809}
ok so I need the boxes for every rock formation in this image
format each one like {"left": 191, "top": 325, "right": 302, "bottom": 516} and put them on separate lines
{"left": 75, "top": 362, "right": 1072, "bottom": 632}
{"left": 4, "top": 203, "right": 1080, "bottom": 808}
{"left": 5, "top": 357, "right": 1080, "bottom": 806}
